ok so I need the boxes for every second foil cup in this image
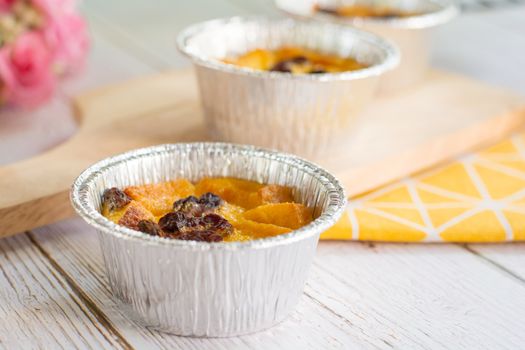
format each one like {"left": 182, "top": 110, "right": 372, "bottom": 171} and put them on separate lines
{"left": 177, "top": 17, "right": 399, "bottom": 160}
{"left": 276, "top": 0, "right": 458, "bottom": 94}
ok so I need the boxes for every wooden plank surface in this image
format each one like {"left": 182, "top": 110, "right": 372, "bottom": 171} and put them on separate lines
{"left": 467, "top": 243, "right": 525, "bottom": 280}
{"left": 31, "top": 218, "right": 525, "bottom": 349}
{"left": 31, "top": 219, "right": 368, "bottom": 349}
{"left": 0, "top": 233, "right": 128, "bottom": 349}
{"left": 311, "top": 243, "right": 525, "bottom": 349}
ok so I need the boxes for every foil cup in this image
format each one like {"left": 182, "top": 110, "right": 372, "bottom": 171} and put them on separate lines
{"left": 275, "top": 0, "right": 458, "bottom": 93}
{"left": 70, "top": 143, "right": 346, "bottom": 337}
{"left": 177, "top": 17, "right": 399, "bottom": 160}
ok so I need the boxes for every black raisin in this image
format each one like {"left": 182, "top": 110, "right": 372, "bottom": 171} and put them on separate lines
{"left": 102, "top": 188, "right": 131, "bottom": 212}
{"left": 291, "top": 55, "right": 308, "bottom": 64}
{"left": 207, "top": 232, "right": 224, "bottom": 242}
{"left": 173, "top": 195, "right": 201, "bottom": 215}
{"left": 172, "top": 193, "right": 222, "bottom": 216}
{"left": 201, "top": 214, "right": 233, "bottom": 235}
{"left": 190, "top": 230, "right": 224, "bottom": 242}
{"left": 158, "top": 211, "right": 187, "bottom": 233}
{"left": 183, "top": 216, "right": 203, "bottom": 231}
{"left": 316, "top": 6, "right": 339, "bottom": 15}
{"left": 137, "top": 220, "right": 162, "bottom": 236}
{"left": 377, "top": 14, "right": 398, "bottom": 19}
{"left": 162, "top": 193, "right": 232, "bottom": 242}
{"left": 198, "top": 192, "right": 222, "bottom": 210}
{"left": 270, "top": 60, "right": 293, "bottom": 73}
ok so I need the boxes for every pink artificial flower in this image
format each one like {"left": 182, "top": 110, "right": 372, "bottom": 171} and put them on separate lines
{"left": 0, "top": 0, "right": 15, "bottom": 13}
{"left": 0, "top": 31, "right": 55, "bottom": 107}
{"left": 32, "top": 0, "right": 76, "bottom": 19}
{"left": 42, "top": 12, "right": 89, "bottom": 74}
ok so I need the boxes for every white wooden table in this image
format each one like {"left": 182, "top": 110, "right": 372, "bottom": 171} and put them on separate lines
{"left": 1, "top": 2, "right": 524, "bottom": 349}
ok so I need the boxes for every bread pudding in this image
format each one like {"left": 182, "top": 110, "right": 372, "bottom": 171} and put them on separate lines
{"left": 101, "top": 177, "right": 313, "bottom": 242}
{"left": 224, "top": 46, "right": 367, "bottom": 74}
{"left": 315, "top": 4, "right": 421, "bottom": 19}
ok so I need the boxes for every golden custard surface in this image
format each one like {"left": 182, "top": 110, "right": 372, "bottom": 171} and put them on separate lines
{"left": 315, "top": 4, "right": 421, "bottom": 18}
{"left": 224, "top": 46, "right": 367, "bottom": 74}
{"left": 102, "top": 177, "right": 313, "bottom": 242}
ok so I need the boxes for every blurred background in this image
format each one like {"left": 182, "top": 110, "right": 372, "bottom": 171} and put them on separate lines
{"left": 0, "top": 0, "right": 524, "bottom": 164}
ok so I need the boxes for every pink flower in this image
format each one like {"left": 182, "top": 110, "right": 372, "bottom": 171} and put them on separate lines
{"left": 32, "top": 0, "right": 76, "bottom": 19}
{"left": 0, "top": 0, "right": 15, "bottom": 13}
{"left": 0, "top": 31, "right": 56, "bottom": 107}
{"left": 42, "top": 12, "right": 89, "bottom": 74}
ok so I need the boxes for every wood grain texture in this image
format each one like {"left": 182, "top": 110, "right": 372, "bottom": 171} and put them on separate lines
{"left": 32, "top": 219, "right": 369, "bottom": 349}
{"left": 465, "top": 243, "right": 525, "bottom": 281}
{"left": 0, "top": 233, "right": 129, "bottom": 349}
{"left": 0, "top": 69, "right": 524, "bottom": 238}
{"left": 31, "top": 219, "right": 525, "bottom": 349}
{"left": 309, "top": 242, "right": 525, "bottom": 349}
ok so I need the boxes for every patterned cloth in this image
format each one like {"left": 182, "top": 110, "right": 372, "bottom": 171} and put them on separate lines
{"left": 321, "top": 134, "right": 525, "bottom": 242}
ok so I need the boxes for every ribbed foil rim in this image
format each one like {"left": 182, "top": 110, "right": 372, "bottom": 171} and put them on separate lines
{"left": 176, "top": 16, "right": 400, "bottom": 82}
{"left": 70, "top": 143, "right": 347, "bottom": 251}
{"left": 276, "top": 0, "right": 459, "bottom": 29}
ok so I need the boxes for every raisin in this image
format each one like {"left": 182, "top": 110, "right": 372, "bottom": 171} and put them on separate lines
{"left": 201, "top": 213, "right": 233, "bottom": 235}
{"left": 198, "top": 230, "right": 225, "bottom": 242}
{"left": 198, "top": 192, "right": 222, "bottom": 210}
{"left": 191, "top": 230, "right": 210, "bottom": 241}
{"left": 102, "top": 188, "right": 131, "bottom": 212}
{"left": 316, "top": 6, "right": 339, "bottom": 15}
{"left": 173, "top": 195, "right": 202, "bottom": 216}
{"left": 172, "top": 193, "right": 222, "bottom": 216}
{"left": 178, "top": 230, "right": 224, "bottom": 242}
{"left": 272, "top": 57, "right": 312, "bottom": 73}
{"left": 161, "top": 193, "right": 232, "bottom": 242}
{"left": 176, "top": 232, "right": 204, "bottom": 241}
{"left": 137, "top": 220, "right": 162, "bottom": 236}
{"left": 310, "top": 69, "right": 326, "bottom": 74}
{"left": 158, "top": 211, "right": 188, "bottom": 233}
{"left": 270, "top": 60, "right": 293, "bottom": 73}
{"left": 157, "top": 212, "right": 232, "bottom": 242}
{"left": 291, "top": 56, "right": 308, "bottom": 64}
{"left": 207, "top": 232, "right": 224, "bottom": 242}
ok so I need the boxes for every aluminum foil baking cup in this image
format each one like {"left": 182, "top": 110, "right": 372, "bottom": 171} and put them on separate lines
{"left": 177, "top": 17, "right": 399, "bottom": 160}
{"left": 70, "top": 143, "right": 346, "bottom": 337}
{"left": 276, "top": 0, "right": 458, "bottom": 93}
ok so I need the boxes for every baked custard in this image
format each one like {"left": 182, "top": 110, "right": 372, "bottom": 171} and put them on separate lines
{"left": 315, "top": 4, "right": 421, "bottom": 19}
{"left": 224, "top": 46, "right": 367, "bottom": 74}
{"left": 101, "top": 177, "right": 313, "bottom": 242}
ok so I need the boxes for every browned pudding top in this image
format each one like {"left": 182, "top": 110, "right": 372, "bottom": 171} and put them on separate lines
{"left": 223, "top": 46, "right": 367, "bottom": 74}
{"left": 315, "top": 4, "right": 422, "bottom": 19}
{"left": 101, "top": 177, "right": 313, "bottom": 242}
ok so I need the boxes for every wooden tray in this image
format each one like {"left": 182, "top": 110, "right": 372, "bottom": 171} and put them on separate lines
{"left": 0, "top": 69, "right": 524, "bottom": 237}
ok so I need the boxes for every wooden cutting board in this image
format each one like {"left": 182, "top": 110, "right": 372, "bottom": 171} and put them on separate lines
{"left": 0, "top": 68, "right": 524, "bottom": 237}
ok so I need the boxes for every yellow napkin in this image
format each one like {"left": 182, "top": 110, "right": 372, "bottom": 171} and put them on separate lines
{"left": 322, "top": 133, "right": 525, "bottom": 242}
